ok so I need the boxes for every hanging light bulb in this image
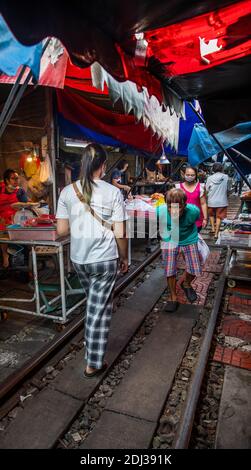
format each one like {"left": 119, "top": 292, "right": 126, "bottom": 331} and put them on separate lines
{"left": 158, "top": 144, "right": 170, "bottom": 164}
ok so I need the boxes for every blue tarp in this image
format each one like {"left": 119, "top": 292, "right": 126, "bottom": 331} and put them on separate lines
{"left": 188, "top": 122, "right": 251, "bottom": 167}
{"left": 0, "top": 15, "right": 42, "bottom": 80}
{"left": 165, "top": 102, "right": 200, "bottom": 156}
{"left": 58, "top": 113, "right": 127, "bottom": 148}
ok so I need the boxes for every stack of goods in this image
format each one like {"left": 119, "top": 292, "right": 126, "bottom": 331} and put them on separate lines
{"left": 150, "top": 193, "right": 165, "bottom": 207}
{"left": 241, "top": 190, "right": 251, "bottom": 198}
{"left": 23, "top": 214, "right": 56, "bottom": 227}
{"left": 7, "top": 215, "right": 58, "bottom": 241}
{"left": 241, "top": 190, "right": 251, "bottom": 215}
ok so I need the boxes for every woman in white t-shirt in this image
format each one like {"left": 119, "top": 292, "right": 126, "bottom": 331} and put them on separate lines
{"left": 56, "top": 144, "right": 128, "bottom": 378}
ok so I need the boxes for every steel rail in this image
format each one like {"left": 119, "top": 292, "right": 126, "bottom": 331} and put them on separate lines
{"left": 0, "top": 247, "right": 161, "bottom": 404}
{"left": 174, "top": 247, "right": 232, "bottom": 448}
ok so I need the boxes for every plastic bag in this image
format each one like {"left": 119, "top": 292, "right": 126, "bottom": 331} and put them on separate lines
{"left": 27, "top": 168, "right": 48, "bottom": 200}
{"left": 197, "top": 234, "right": 210, "bottom": 265}
{"left": 39, "top": 155, "right": 53, "bottom": 185}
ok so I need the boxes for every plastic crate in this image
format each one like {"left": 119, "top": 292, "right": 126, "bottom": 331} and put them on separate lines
{"left": 7, "top": 225, "right": 59, "bottom": 241}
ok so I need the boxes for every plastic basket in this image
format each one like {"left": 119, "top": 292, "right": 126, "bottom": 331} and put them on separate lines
{"left": 7, "top": 225, "right": 59, "bottom": 241}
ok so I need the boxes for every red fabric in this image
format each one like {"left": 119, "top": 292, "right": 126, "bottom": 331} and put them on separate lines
{"left": 64, "top": 58, "right": 163, "bottom": 104}
{"left": 64, "top": 60, "right": 108, "bottom": 94}
{"left": 145, "top": 0, "right": 251, "bottom": 77}
{"left": 56, "top": 88, "right": 161, "bottom": 153}
{"left": 62, "top": 1, "right": 251, "bottom": 100}
{"left": 0, "top": 182, "right": 19, "bottom": 227}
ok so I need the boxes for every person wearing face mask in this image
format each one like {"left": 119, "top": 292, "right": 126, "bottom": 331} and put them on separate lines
{"left": 0, "top": 169, "right": 28, "bottom": 275}
{"left": 175, "top": 166, "right": 208, "bottom": 233}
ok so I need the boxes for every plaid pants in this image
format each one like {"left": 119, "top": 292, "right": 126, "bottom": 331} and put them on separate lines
{"left": 162, "top": 243, "right": 202, "bottom": 277}
{"left": 73, "top": 259, "right": 118, "bottom": 369}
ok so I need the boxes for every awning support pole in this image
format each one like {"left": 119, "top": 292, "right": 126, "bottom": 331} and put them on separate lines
{"left": 0, "top": 66, "right": 27, "bottom": 129}
{"left": 231, "top": 147, "right": 251, "bottom": 163}
{"left": 187, "top": 100, "right": 251, "bottom": 189}
{"left": 0, "top": 38, "right": 51, "bottom": 139}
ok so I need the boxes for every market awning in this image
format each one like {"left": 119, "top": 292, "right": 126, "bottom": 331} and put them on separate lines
{"left": 1, "top": 1, "right": 251, "bottom": 132}
{"left": 1, "top": 1, "right": 251, "bottom": 137}
{"left": 56, "top": 88, "right": 162, "bottom": 154}
{"left": 0, "top": 14, "right": 42, "bottom": 80}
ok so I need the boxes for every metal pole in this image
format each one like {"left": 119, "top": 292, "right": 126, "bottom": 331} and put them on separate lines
{"left": 187, "top": 101, "right": 251, "bottom": 189}
{"left": 58, "top": 244, "right": 67, "bottom": 322}
{"left": 0, "top": 66, "right": 27, "bottom": 128}
{"left": 231, "top": 147, "right": 251, "bottom": 163}
{"left": 50, "top": 97, "right": 57, "bottom": 213}
{"left": 174, "top": 247, "right": 232, "bottom": 448}
{"left": 31, "top": 246, "right": 41, "bottom": 316}
{"left": 0, "top": 38, "right": 51, "bottom": 139}
{"left": 0, "top": 69, "right": 33, "bottom": 138}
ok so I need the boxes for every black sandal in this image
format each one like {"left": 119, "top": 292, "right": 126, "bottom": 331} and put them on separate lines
{"left": 83, "top": 362, "right": 108, "bottom": 379}
{"left": 181, "top": 283, "right": 198, "bottom": 303}
{"left": 165, "top": 301, "right": 179, "bottom": 312}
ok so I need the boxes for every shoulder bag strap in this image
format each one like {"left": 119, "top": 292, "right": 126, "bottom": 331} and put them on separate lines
{"left": 72, "top": 182, "right": 113, "bottom": 231}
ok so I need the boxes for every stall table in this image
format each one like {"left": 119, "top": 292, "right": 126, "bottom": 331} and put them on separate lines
{"left": 126, "top": 200, "right": 159, "bottom": 253}
{"left": 217, "top": 231, "right": 251, "bottom": 249}
{"left": 0, "top": 236, "right": 85, "bottom": 324}
{"left": 226, "top": 249, "right": 251, "bottom": 287}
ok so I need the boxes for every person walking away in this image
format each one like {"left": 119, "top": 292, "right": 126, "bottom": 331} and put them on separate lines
{"left": 157, "top": 188, "right": 202, "bottom": 312}
{"left": 175, "top": 166, "right": 207, "bottom": 233}
{"left": 111, "top": 159, "right": 131, "bottom": 198}
{"left": 56, "top": 144, "right": 128, "bottom": 378}
{"left": 233, "top": 170, "right": 243, "bottom": 196}
{"left": 206, "top": 163, "right": 230, "bottom": 239}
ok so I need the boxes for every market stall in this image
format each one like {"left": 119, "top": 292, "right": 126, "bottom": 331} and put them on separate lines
{"left": 0, "top": 221, "right": 85, "bottom": 324}
{"left": 217, "top": 189, "right": 251, "bottom": 248}
{"left": 125, "top": 193, "right": 164, "bottom": 251}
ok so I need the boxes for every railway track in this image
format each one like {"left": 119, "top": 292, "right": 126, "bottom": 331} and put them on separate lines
{"left": 0, "top": 241, "right": 233, "bottom": 450}
{"left": 0, "top": 196, "right": 243, "bottom": 449}
{"left": 0, "top": 247, "right": 161, "bottom": 402}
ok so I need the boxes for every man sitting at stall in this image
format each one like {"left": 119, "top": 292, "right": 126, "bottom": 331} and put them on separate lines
{"left": 157, "top": 188, "right": 202, "bottom": 312}
{"left": 0, "top": 169, "right": 28, "bottom": 275}
{"left": 111, "top": 159, "right": 131, "bottom": 197}
{"left": 145, "top": 159, "right": 157, "bottom": 181}
{"left": 156, "top": 160, "right": 168, "bottom": 181}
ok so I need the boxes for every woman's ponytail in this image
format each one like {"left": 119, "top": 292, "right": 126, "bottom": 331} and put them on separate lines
{"left": 80, "top": 144, "right": 107, "bottom": 205}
